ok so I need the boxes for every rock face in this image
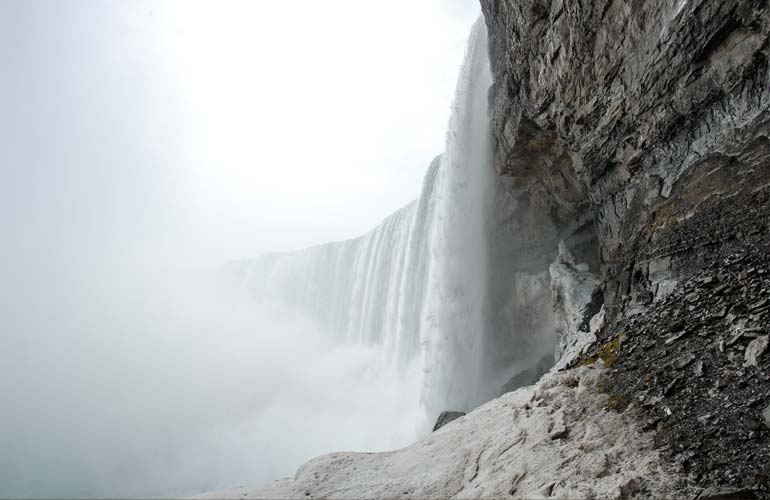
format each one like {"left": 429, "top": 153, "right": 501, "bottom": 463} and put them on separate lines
{"left": 194, "top": 365, "right": 685, "bottom": 500}
{"left": 432, "top": 411, "right": 466, "bottom": 432}
{"left": 549, "top": 241, "right": 602, "bottom": 369}
{"left": 480, "top": 0, "right": 770, "bottom": 496}
{"left": 481, "top": 0, "right": 770, "bottom": 319}
{"left": 499, "top": 352, "right": 552, "bottom": 394}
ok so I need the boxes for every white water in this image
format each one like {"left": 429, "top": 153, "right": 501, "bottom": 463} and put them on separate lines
{"left": 232, "top": 19, "right": 497, "bottom": 422}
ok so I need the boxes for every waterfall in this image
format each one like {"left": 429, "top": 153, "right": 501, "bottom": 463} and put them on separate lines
{"left": 229, "top": 19, "right": 512, "bottom": 420}
{"left": 230, "top": 156, "right": 441, "bottom": 367}
{"left": 419, "top": 17, "right": 493, "bottom": 415}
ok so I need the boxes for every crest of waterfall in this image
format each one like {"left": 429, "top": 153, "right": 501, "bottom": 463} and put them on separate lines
{"left": 226, "top": 19, "right": 533, "bottom": 421}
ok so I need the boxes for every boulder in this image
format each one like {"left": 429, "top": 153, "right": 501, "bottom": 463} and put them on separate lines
{"left": 431, "top": 411, "right": 465, "bottom": 432}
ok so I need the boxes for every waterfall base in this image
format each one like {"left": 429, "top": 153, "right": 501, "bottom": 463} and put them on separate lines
{"left": 190, "top": 364, "right": 687, "bottom": 500}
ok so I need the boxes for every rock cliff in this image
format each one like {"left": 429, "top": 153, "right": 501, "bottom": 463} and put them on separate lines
{"left": 481, "top": 0, "right": 770, "bottom": 495}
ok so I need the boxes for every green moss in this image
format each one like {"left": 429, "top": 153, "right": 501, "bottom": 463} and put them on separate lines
{"left": 575, "top": 331, "right": 626, "bottom": 368}
{"left": 604, "top": 393, "right": 631, "bottom": 413}
{"left": 598, "top": 332, "right": 625, "bottom": 367}
{"left": 572, "top": 332, "right": 631, "bottom": 413}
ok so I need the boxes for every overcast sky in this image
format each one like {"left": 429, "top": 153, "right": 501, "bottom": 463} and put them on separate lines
{"left": 1, "top": 0, "right": 480, "bottom": 271}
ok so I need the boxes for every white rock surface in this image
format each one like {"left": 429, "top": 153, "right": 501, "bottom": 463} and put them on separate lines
{"left": 744, "top": 335, "right": 768, "bottom": 368}
{"left": 550, "top": 241, "right": 602, "bottom": 370}
{"left": 192, "top": 364, "right": 680, "bottom": 499}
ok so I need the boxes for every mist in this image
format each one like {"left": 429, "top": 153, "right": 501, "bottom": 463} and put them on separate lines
{"left": 0, "top": 0, "right": 478, "bottom": 497}
{"left": 1, "top": 264, "right": 427, "bottom": 497}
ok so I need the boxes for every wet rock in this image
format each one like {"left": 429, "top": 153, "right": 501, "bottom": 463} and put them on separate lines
{"left": 670, "top": 319, "right": 686, "bottom": 332}
{"left": 665, "top": 330, "right": 689, "bottom": 345}
{"left": 674, "top": 354, "right": 697, "bottom": 370}
{"left": 697, "top": 487, "right": 758, "bottom": 499}
{"left": 727, "top": 329, "right": 747, "bottom": 347}
{"left": 711, "top": 307, "right": 730, "bottom": 321}
{"left": 693, "top": 360, "right": 705, "bottom": 377}
{"left": 432, "top": 411, "right": 465, "bottom": 432}
{"left": 664, "top": 377, "right": 681, "bottom": 396}
{"left": 501, "top": 354, "right": 552, "bottom": 394}
{"left": 744, "top": 336, "right": 768, "bottom": 368}
{"left": 550, "top": 242, "right": 602, "bottom": 369}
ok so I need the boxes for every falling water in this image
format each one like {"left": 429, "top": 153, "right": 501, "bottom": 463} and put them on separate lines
{"left": 419, "top": 17, "right": 493, "bottom": 415}
{"left": 231, "top": 19, "right": 506, "bottom": 420}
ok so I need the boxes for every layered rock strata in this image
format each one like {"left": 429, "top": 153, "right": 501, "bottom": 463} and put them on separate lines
{"left": 480, "top": 0, "right": 770, "bottom": 495}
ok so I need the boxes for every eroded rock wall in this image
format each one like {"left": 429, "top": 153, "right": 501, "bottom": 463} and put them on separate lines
{"left": 481, "top": 0, "right": 770, "bottom": 320}
{"left": 481, "top": 0, "right": 770, "bottom": 495}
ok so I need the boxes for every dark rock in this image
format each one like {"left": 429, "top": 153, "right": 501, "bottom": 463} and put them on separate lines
{"left": 711, "top": 307, "right": 730, "bottom": 321}
{"left": 664, "top": 377, "right": 681, "bottom": 396}
{"left": 670, "top": 319, "right": 687, "bottom": 332}
{"left": 727, "top": 332, "right": 746, "bottom": 347}
{"left": 500, "top": 354, "right": 553, "bottom": 394}
{"left": 431, "top": 411, "right": 465, "bottom": 432}
{"left": 744, "top": 336, "right": 769, "bottom": 368}
{"left": 665, "top": 330, "right": 690, "bottom": 345}
{"left": 697, "top": 487, "right": 758, "bottom": 500}
{"left": 744, "top": 418, "right": 763, "bottom": 432}
{"left": 675, "top": 354, "right": 697, "bottom": 371}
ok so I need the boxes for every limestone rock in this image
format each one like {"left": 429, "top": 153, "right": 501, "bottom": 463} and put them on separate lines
{"left": 743, "top": 336, "right": 768, "bottom": 368}
{"left": 550, "top": 241, "right": 602, "bottom": 369}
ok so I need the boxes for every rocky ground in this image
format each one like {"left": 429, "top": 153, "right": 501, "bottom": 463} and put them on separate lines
{"left": 578, "top": 180, "right": 770, "bottom": 498}
{"left": 193, "top": 365, "right": 685, "bottom": 500}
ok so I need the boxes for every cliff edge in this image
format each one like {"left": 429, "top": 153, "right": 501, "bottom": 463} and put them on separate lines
{"left": 480, "top": 0, "right": 770, "bottom": 495}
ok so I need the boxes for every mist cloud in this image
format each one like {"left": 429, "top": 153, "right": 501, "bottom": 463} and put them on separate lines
{"left": 0, "top": 268, "right": 427, "bottom": 497}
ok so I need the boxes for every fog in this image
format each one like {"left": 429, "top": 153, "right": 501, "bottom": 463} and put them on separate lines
{"left": 0, "top": 0, "right": 477, "bottom": 497}
{"left": 1, "top": 266, "right": 427, "bottom": 497}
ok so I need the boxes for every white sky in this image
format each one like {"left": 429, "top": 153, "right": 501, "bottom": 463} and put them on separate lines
{"left": 1, "top": 0, "right": 480, "bottom": 270}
